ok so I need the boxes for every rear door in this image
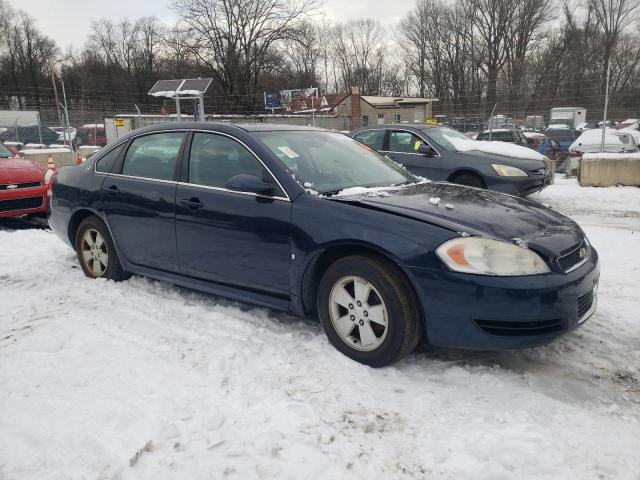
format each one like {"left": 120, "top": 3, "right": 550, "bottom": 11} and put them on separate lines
{"left": 175, "top": 131, "right": 292, "bottom": 302}
{"left": 101, "top": 131, "right": 186, "bottom": 272}
{"left": 381, "top": 129, "right": 443, "bottom": 180}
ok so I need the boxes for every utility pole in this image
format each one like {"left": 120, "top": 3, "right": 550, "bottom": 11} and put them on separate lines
{"left": 51, "top": 74, "right": 62, "bottom": 127}
{"left": 601, "top": 59, "right": 611, "bottom": 152}
{"left": 60, "top": 73, "right": 74, "bottom": 165}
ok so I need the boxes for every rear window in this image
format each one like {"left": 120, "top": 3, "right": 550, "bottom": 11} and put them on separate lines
{"left": 121, "top": 132, "right": 185, "bottom": 181}
{"left": 546, "top": 129, "right": 575, "bottom": 142}
{"left": 95, "top": 145, "right": 124, "bottom": 173}
{"left": 354, "top": 130, "right": 385, "bottom": 150}
{"left": 478, "top": 131, "right": 514, "bottom": 142}
{"left": 0, "top": 143, "right": 14, "bottom": 158}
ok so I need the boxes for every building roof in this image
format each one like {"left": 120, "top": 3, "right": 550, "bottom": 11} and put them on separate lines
{"left": 361, "top": 96, "right": 438, "bottom": 107}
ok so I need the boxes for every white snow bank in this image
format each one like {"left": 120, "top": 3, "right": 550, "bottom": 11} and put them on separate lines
{"left": 444, "top": 133, "right": 546, "bottom": 160}
{"left": 1, "top": 179, "right": 640, "bottom": 479}
{"left": 21, "top": 148, "right": 71, "bottom": 155}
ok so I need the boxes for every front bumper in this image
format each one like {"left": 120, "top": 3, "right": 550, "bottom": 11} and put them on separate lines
{"left": 409, "top": 251, "right": 600, "bottom": 350}
{"left": 487, "top": 173, "right": 551, "bottom": 197}
{"left": 0, "top": 186, "right": 49, "bottom": 218}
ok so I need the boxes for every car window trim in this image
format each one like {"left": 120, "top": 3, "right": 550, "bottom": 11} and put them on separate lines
{"left": 94, "top": 128, "right": 291, "bottom": 202}
{"left": 353, "top": 128, "right": 386, "bottom": 151}
{"left": 380, "top": 128, "right": 441, "bottom": 157}
{"left": 182, "top": 130, "right": 290, "bottom": 201}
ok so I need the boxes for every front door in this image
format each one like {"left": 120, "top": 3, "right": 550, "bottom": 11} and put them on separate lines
{"left": 101, "top": 131, "right": 185, "bottom": 272}
{"left": 175, "top": 132, "right": 292, "bottom": 299}
{"left": 383, "top": 130, "right": 443, "bottom": 180}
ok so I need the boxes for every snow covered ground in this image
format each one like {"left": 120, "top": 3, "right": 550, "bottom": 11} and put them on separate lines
{"left": 1, "top": 178, "right": 639, "bottom": 479}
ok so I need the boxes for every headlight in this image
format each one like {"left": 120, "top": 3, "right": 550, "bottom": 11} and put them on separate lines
{"left": 492, "top": 164, "right": 528, "bottom": 176}
{"left": 436, "top": 237, "right": 550, "bottom": 276}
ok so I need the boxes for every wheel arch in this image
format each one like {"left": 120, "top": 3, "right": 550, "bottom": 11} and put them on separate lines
{"left": 446, "top": 168, "right": 487, "bottom": 187}
{"left": 67, "top": 208, "right": 101, "bottom": 245}
{"left": 300, "top": 242, "right": 426, "bottom": 322}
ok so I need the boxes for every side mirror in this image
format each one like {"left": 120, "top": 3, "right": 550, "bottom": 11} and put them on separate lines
{"left": 418, "top": 143, "right": 437, "bottom": 156}
{"left": 224, "top": 174, "right": 275, "bottom": 195}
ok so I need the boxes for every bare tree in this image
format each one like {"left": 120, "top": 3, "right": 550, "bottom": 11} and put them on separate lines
{"left": 588, "top": 0, "right": 640, "bottom": 90}
{"left": 169, "top": 0, "right": 319, "bottom": 107}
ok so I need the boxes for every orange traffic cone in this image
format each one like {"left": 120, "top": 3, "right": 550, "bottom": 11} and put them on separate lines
{"left": 47, "top": 154, "right": 56, "bottom": 171}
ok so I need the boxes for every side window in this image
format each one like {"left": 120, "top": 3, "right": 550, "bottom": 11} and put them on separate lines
{"left": 95, "top": 144, "right": 124, "bottom": 173}
{"left": 188, "top": 133, "right": 280, "bottom": 193}
{"left": 122, "top": 132, "right": 185, "bottom": 181}
{"left": 389, "top": 131, "right": 423, "bottom": 153}
{"left": 354, "top": 130, "right": 385, "bottom": 150}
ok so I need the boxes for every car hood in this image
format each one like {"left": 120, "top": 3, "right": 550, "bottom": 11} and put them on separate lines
{"left": 333, "top": 182, "right": 583, "bottom": 258}
{"left": 0, "top": 157, "right": 46, "bottom": 184}
{"left": 455, "top": 150, "right": 547, "bottom": 170}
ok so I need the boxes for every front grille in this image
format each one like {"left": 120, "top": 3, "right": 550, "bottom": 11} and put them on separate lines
{"left": 0, "top": 196, "right": 43, "bottom": 213}
{"left": 475, "top": 319, "right": 564, "bottom": 337}
{"left": 578, "top": 289, "right": 594, "bottom": 318}
{"left": 0, "top": 181, "right": 41, "bottom": 191}
{"left": 557, "top": 240, "right": 587, "bottom": 272}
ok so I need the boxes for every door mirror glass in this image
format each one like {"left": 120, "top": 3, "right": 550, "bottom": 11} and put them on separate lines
{"left": 418, "top": 143, "right": 437, "bottom": 156}
{"left": 224, "top": 174, "right": 275, "bottom": 195}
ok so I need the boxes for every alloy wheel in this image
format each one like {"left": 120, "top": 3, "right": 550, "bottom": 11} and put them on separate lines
{"left": 81, "top": 228, "right": 109, "bottom": 277}
{"left": 329, "top": 275, "right": 389, "bottom": 352}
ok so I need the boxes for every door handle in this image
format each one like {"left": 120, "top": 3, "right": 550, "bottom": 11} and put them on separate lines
{"left": 103, "top": 184, "right": 120, "bottom": 193}
{"left": 179, "top": 198, "right": 204, "bottom": 210}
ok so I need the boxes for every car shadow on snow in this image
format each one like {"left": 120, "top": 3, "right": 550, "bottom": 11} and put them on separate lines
{"left": 0, "top": 215, "right": 49, "bottom": 232}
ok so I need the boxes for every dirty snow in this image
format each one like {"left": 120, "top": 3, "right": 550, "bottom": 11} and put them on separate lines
{"left": 1, "top": 178, "right": 640, "bottom": 479}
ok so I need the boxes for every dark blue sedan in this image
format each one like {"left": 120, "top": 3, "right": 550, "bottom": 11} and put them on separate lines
{"left": 49, "top": 123, "right": 599, "bottom": 366}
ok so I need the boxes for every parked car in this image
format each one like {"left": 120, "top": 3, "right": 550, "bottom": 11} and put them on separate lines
{"left": 0, "top": 142, "right": 51, "bottom": 218}
{"left": 575, "top": 122, "right": 594, "bottom": 132}
{"left": 544, "top": 126, "right": 577, "bottom": 150}
{"left": 51, "top": 126, "right": 77, "bottom": 143}
{"left": 524, "top": 115, "right": 545, "bottom": 131}
{"left": 49, "top": 122, "right": 599, "bottom": 366}
{"left": 351, "top": 125, "right": 551, "bottom": 196}
{"left": 569, "top": 128, "right": 639, "bottom": 156}
{"left": 487, "top": 115, "right": 516, "bottom": 130}
{"left": 523, "top": 133, "right": 568, "bottom": 172}
{"left": 0, "top": 125, "right": 60, "bottom": 145}
{"left": 616, "top": 118, "right": 639, "bottom": 130}
{"left": 476, "top": 129, "right": 531, "bottom": 147}
{"left": 450, "top": 117, "right": 484, "bottom": 133}
{"left": 75, "top": 124, "right": 107, "bottom": 147}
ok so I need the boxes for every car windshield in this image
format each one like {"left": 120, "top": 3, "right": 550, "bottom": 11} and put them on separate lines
{"left": 424, "top": 126, "right": 478, "bottom": 151}
{"left": 546, "top": 129, "right": 574, "bottom": 141}
{"left": 0, "top": 143, "right": 14, "bottom": 158}
{"left": 256, "top": 131, "right": 416, "bottom": 195}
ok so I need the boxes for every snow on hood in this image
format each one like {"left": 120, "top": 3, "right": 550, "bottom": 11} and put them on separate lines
{"left": 442, "top": 133, "right": 546, "bottom": 160}
{"left": 570, "top": 128, "right": 624, "bottom": 151}
{"left": 333, "top": 178, "right": 430, "bottom": 197}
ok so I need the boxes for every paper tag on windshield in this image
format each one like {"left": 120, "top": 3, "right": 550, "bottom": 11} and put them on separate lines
{"left": 278, "top": 146, "right": 300, "bottom": 158}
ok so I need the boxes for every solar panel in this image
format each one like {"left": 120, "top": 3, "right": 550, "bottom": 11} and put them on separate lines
{"left": 148, "top": 78, "right": 213, "bottom": 97}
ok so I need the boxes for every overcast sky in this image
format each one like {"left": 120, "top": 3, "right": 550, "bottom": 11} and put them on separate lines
{"left": 14, "top": 0, "right": 416, "bottom": 49}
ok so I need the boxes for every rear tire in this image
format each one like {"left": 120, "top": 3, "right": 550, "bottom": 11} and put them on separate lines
{"left": 75, "top": 216, "right": 130, "bottom": 281}
{"left": 317, "top": 254, "right": 423, "bottom": 367}
{"left": 451, "top": 173, "right": 486, "bottom": 189}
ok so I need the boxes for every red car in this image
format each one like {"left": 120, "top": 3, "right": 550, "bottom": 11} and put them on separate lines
{"left": 0, "top": 142, "right": 51, "bottom": 218}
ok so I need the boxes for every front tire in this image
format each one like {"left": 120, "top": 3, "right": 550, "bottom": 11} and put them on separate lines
{"left": 75, "top": 216, "right": 130, "bottom": 281}
{"left": 317, "top": 255, "right": 423, "bottom": 367}
{"left": 451, "top": 172, "right": 486, "bottom": 189}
